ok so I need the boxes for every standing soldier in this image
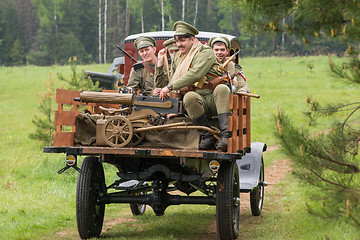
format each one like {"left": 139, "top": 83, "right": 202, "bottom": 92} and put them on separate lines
{"left": 126, "top": 36, "right": 157, "bottom": 96}
{"left": 209, "top": 36, "right": 250, "bottom": 93}
{"left": 159, "top": 21, "right": 231, "bottom": 151}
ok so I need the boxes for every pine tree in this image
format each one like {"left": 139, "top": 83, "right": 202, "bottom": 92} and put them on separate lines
{"left": 29, "top": 74, "right": 56, "bottom": 146}
{"left": 229, "top": 0, "right": 360, "bottom": 227}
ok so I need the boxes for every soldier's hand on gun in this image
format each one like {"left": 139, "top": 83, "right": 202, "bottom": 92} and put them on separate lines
{"left": 153, "top": 88, "right": 161, "bottom": 96}
{"left": 159, "top": 86, "right": 170, "bottom": 101}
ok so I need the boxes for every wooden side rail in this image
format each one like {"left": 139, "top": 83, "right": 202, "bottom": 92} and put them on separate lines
{"left": 228, "top": 94, "right": 251, "bottom": 153}
{"left": 54, "top": 89, "right": 118, "bottom": 147}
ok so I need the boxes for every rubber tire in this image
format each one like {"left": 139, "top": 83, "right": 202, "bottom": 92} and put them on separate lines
{"left": 129, "top": 190, "right": 147, "bottom": 216}
{"left": 76, "top": 157, "right": 106, "bottom": 239}
{"left": 216, "top": 161, "right": 240, "bottom": 240}
{"left": 250, "top": 156, "right": 264, "bottom": 216}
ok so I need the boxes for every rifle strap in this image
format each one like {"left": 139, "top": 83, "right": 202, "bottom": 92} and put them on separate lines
{"left": 141, "top": 61, "right": 155, "bottom": 75}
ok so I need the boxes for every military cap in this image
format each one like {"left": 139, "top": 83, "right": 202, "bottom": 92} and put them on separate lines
{"left": 163, "top": 38, "right": 178, "bottom": 50}
{"left": 208, "top": 36, "right": 230, "bottom": 49}
{"left": 134, "top": 36, "right": 156, "bottom": 50}
{"left": 173, "top": 21, "right": 199, "bottom": 36}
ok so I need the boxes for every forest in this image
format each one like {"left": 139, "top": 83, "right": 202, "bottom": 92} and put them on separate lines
{"left": 0, "top": 0, "right": 347, "bottom": 66}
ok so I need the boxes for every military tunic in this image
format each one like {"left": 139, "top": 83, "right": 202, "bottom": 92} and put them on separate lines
{"left": 154, "top": 59, "right": 172, "bottom": 89}
{"left": 168, "top": 45, "right": 230, "bottom": 119}
{"left": 127, "top": 63, "right": 155, "bottom": 96}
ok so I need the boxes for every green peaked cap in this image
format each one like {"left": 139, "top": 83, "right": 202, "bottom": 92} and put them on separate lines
{"left": 134, "top": 36, "right": 156, "bottom": 50}
{"left": 163, "top": 38, "right": 178, "bottom": 50}
{"left": 173, "top": 21, "right": 199, "bottom": 36}
{"left": 208, "top": 36, "right": 230, "bottom": 49}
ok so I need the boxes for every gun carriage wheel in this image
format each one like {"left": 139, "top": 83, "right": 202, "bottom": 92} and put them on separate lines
{"left": 103, "top": 116, "right": 133, "bottom": 147}
{"left": 127, "top": 122, "right": 146, "bottom": 147}
{"left": 76, "top": 157, "right": 106, "bottom": 239}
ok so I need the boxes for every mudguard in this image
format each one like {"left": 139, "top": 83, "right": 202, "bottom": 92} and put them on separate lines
{"left": 237, "top": 142, "right": 267, "bottom": 191}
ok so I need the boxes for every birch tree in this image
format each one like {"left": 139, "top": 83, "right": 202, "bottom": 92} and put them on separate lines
{"left": 103, "top": 0, "right": 107, "bottom": 63}
{"left": 98, "top": 0, "right": 102, "bottom": 63}
{"left": 193, "top": 0, "right": 199, "bottom": 27}
{"left": 182, "top": 0, "right": 185, "bottom": 20}
{"left": 161, "top": 0, "right": 164, "bottom": 31}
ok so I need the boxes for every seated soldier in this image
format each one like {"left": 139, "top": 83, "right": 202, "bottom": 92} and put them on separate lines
{"left": 126, "top": 36, "right": 157, "bottom": 96}
{"left": 208, "top": 36, "right": 250, "bottom": 93}
{"left": 153, "top": 38, "right": 179, "bottom": 92}
{"left": 159, "top": 21, "right": 231, "bottom": 151}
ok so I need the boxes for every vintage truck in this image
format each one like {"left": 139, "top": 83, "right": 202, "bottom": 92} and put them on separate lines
{"left": 44, "top": 31, "right": 266, "bottom": 240}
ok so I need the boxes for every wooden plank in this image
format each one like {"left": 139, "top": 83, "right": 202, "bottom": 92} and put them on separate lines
{"left": 246, "top": 97, "right": 251, "bottom": 149}
{"left": 54, "top": 132, "right": 74, "bottom": 147}
{"left": 56, "top": 89, "right": 80, "bottom": 104}
{"left": 54, "top": 111, "right": 78, "bottom": 126}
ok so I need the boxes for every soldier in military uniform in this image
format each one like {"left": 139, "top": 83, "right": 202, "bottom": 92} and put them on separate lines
{"left": 209, "top": 36, "right": 250, "bottom": 93}
{"left": 126, "top": 36, "right": 157, "bottom": 96}
{"left": 158, "top": 21, "right": 231, "bottom": 151}
{"left": 163, "top": 38, "right": 179, "bottom": 58}
{"left": 153, "top": 38, "right": 179, "bottom": 91}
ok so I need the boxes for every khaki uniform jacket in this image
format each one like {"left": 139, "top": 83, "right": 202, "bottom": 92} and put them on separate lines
{"left": 170, "top": 45, "right": 221, "bottom": 90}
{"left": 226, "top": 61, "right": 250, "bottom": 93}
{"left": 127, "top": 63, "right": 155, "bottom": 96}
{"left": 154, "top": 59, "right": 172, "bottom": 89}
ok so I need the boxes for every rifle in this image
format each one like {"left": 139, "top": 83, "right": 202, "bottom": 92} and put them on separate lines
{"left": 115, "top": 44, "right": 155, "bottom": 75}
{"left": 223, "top": 50, "right": 240, "bottom": 68}
{"left": 116, "top": 45, "right": 138, "bottom": 63}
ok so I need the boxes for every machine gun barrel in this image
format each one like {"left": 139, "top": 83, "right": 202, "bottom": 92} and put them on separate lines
{"left": 79, "top": 91, "right": 134, "bottom": 105}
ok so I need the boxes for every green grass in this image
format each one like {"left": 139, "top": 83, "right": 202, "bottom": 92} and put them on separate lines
{"left": 0, "top": 57, "right": 359, "bottom": 239}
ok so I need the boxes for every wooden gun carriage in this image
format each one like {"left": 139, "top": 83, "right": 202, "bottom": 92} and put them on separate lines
{"left": 44, "top": 88, "right": 266, "bottom": 240}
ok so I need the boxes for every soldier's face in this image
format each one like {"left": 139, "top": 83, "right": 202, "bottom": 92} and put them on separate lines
{"left": 212, "top": 43, "right": 229, "bottom": 63}
{"left": 175, "top": 36, "right": 195, "bottom": 54}
{"left": 168, "top": 49, "right": 178, "bottom": 58}
{"left": 138, "top": 46, "right": 156, "bottom": 63}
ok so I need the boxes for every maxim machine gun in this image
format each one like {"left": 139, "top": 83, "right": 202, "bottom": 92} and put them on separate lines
{"left": 75, "top": 91, "right": 220, "bottom": 148}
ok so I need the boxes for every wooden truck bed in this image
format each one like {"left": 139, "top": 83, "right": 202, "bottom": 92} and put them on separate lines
{"left": 49, "top": 89, "right": 251, "bottom": 157}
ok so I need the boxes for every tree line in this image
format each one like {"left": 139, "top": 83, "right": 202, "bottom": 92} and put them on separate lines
{"left": 0, "top": 0, "right": 347, "bottom": 66}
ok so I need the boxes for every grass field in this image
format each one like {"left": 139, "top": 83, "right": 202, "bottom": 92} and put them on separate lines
{"left": 0, "top": 56, "right": 358, "bottom": 239}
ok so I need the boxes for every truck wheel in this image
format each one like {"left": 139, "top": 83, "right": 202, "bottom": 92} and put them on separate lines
{"left": 129, "top": 190, "right": 147, "bottom": 216}
{"left": 250, "top": 156, "right": 264, "bottom": 216}
{"left": 76, "top": 157, "right": 106, "bottom": 239}
{"left": 216, "top": 161, "right": 240, "bottom": 240}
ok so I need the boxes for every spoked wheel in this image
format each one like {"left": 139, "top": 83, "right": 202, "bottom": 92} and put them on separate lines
{"left": 129, "top": 190, "right": 147, "bottom": 216}
{"left": 216, "top": 160, "right": 240, "bottom": 240}
{"left": 103, "top": 116, "right": 133, "bottom": 147}
{"left": 250, "top": 156, "right": 264, "bottom": 216}
{"left": 127, "top": 122, "right": 146, "bottom": 147}
{"left": 76, "top": 157, "right": 106, "bottom": 239}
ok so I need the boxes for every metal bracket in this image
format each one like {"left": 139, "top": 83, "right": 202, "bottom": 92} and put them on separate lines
{"left": 58, "top": 155, "right": 83, "bottom": 174}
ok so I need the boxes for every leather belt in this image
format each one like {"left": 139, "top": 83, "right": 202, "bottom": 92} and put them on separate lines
{"left": 188, "top": 84, "right": 212, "bottom": 92}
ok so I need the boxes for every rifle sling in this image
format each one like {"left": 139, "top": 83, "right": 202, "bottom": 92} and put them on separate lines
{"left": 141, "top": 61, "right": 155, "bottom": 75}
